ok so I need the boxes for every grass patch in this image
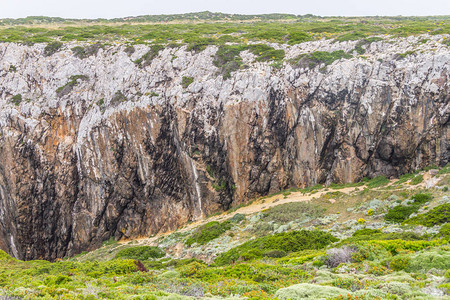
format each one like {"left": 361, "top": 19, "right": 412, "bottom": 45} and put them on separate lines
{"left": 365, "top": 176, "right": 390, "bottom": 188}
{"left": 186, "top": 221, "right": 232, "bottom": 246}
{"left": 438, "top": 163, "right": 450, "bottom": 174}
{"left": 409, "top": 175, "right": 423, "bottom": 185}
{"left": 395, "top": 173, "right": 416, "bottom": 184}
{"left": 261, "top": 202, "right": 325, "bottom": 223}
{"left": 181, "top": 76, "right": 194, "bottom": 88}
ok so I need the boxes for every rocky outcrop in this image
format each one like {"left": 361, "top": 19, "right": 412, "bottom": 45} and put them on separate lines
{"left": 0, "top": 35, "right": 448, "bottom": 260}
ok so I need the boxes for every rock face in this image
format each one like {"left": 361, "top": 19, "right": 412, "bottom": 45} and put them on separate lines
{"left": 0, "top": 35, "right": 448, "bottom": 260}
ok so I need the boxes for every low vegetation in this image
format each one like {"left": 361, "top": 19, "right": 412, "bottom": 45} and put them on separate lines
{"left": 404, "top": 203, "right": 449, "bottom": 226}
{"left": 134, "top": 44, "right": 164, "bottom": 68}
{"left": 213, "top": 45, "right": 245, "bottom": 79}
{"left": 261, "top": 202, "right": 325, "bottom": 223}
{"left": 181, "top": 76, "right": 194, "bottom": 88}
{"left": 71, "top": 43, "right": 104, "bottom": 58}
{"left": 43, "top": 41, "right": 63, "bottom": 56}
{"left": 212, "top": 44, "right": 285, "bottom": 78}
{"left": 0, "top": 164, "right": 448, "bottom": 299}
{"left": 115, "top": 246, "right": 165, "bottom": 260}
{"left": 215, "top": 230, "right": 338, "bottom": 265}
{"left": 185, "top": 221, "right": 232, "bottom": 246}
{"left": 11, "top": 94, "right": 22, "bottom": 106}
{"left": 384, "top": 193, "right": 432, "bottom": 223}
{"left": 56, "top": 75, "right": 88, "bottom": 97}
{"left": 1, "top": 14, "right": 448, "bottom": 47}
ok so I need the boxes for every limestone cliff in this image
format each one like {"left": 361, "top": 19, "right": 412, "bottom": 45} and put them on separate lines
{"left": 0, "top": 35, "right": 448, "bottom": 260}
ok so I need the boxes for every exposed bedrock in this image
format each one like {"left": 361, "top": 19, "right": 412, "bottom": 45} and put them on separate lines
{"left": 0, "top": 35, "right": 448, "bottom": 259}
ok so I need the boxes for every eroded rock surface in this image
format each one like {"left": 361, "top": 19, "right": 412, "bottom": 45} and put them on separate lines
{"left": 0, "top": 35, "right": 448, "bottom": 259}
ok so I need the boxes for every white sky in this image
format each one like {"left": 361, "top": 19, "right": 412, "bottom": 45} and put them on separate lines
{"left": 0, "top": 0, "right": 449, "bottom": 19}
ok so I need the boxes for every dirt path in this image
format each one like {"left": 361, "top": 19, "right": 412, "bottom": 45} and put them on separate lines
{"left": 121, "top": 186, "right": 362, "bottom": 246}
{"left": 121, "top": 169, "right": 443, "bottom": 246}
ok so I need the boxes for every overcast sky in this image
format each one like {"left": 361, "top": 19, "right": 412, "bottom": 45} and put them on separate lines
{"left": 1, "top": 0, "right": 449, "bottom": 19}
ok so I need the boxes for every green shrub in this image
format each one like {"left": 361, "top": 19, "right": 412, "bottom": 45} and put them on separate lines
{"left": 287, "top": 31, "right": 311, "bottom": 45}
{"left": 275, "top": 283, "right": 351, "bottom": 300}
{"left": 395, "top": 172, "right": 415, "bottom": 184}
{"left": 177, "top": 261, "right": 207, "bottom": 277}
{"left": 384, "top": 205, "right": 420, "bottom": 223}
{"left": 181, "top": 76, "right": 194, "bottom": 88}
{"left": 351, "top": 242, "right": 392, "bottom": 262}
{"left": 437, "top": 223, "right": 450, "bottom": 239}
{"left": 409, "top": 175, "right": 423, "bottom": 185}
{"left": 44, "top": 41, "right": 63, "bottom": 56}
{"left": 332, "top": 277, "right": 365, "bottom": 291}
{"left": 44, "top": 274, "right": 72, "bottom": 286}
{"left": 56, "top": 75, "right": 88, "bottom": 97}
{"left": 115, "top": 246, "right": 165, "bottom": 260}
{"left": 102, "top": 237, "right": 118, "bottom": 246}
{"left": 384, "top": 193, "right": 432, "bottom": 223}
{"left": 411, "top": 193, "right": 432, "bottom": 204}
{"left": 389, "top": 256, "right": 410, "bottom": 271}
{"left": 229, "top": 213, "right": 245, "bottom": 223}
{"left": 247, "top": 44, "right": 285, "bottom": 62}
{"left": 353, "top": 228, "right": 382, "bottom": 236}
{"left": 404, "top": 203, "right": 449, "bottom": 227}
{"left": 366, "top": 176, "right": 390, "bottom": 188}
{"left": 0, "top": 250, "right": 13, "bottom": 261}
{"left": 445, "top": 269, "right": 450, "bottom": 278}
{"left": 342, "top": 229, "right": 426, "bottom": 244}
{"left": 215, "top": 230, "right": 338, "bottom": 265}
{"left": 336, "top": 32, "right": 367, "bottom": 42}
{"left": 261, "top": 202, "right": 324, "bottom": 223}
{"left": 263, "top": 250, "right": 287, "bottom": 258}
{"left": 124, "top": 45, "right": 136, "bottom": 56}
{"left": 134, "top": 45, "right": 164, "bottom": 67}
{"left": 213, "top": 45, "right": 245, "bottom": 79}
{"left": 406, "top": 248, "right": 450, "bottom": 272}
{"left": 395, "top": 50, "right": 416, "bottom": 60}
{"left": 11, "top": 94, "right": 22, "bottom": 106}
{"left": 365, "top": 239, "right": 445, "bottom": 255}
{"left": 349, "top": 239, "right": 445, "bottom": 263}
{"left": 101, "top": 258, "right": 139, "bottom": 274}
{"left": 212, "top": 179, "right": 227, "bottom": 191}
{"left": 185, "top": 37, "right": 216, "bottom": 52}
{"left": 290, "top": 50, "right": 352, "bottom": 69}
{"left": 186, "top": 221, "right": 232, "bottom": 246}
{"left": 438, "top": 163, "right": 450, "bottom": 174}
{"left": 111, "top": 90, "right": 128, "bottom": 105}
{"left": 352, "top": 37, "right": 384, "bottom": 54}
{"left": 72, "top": 43, "right": 104, "bottom": 59}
